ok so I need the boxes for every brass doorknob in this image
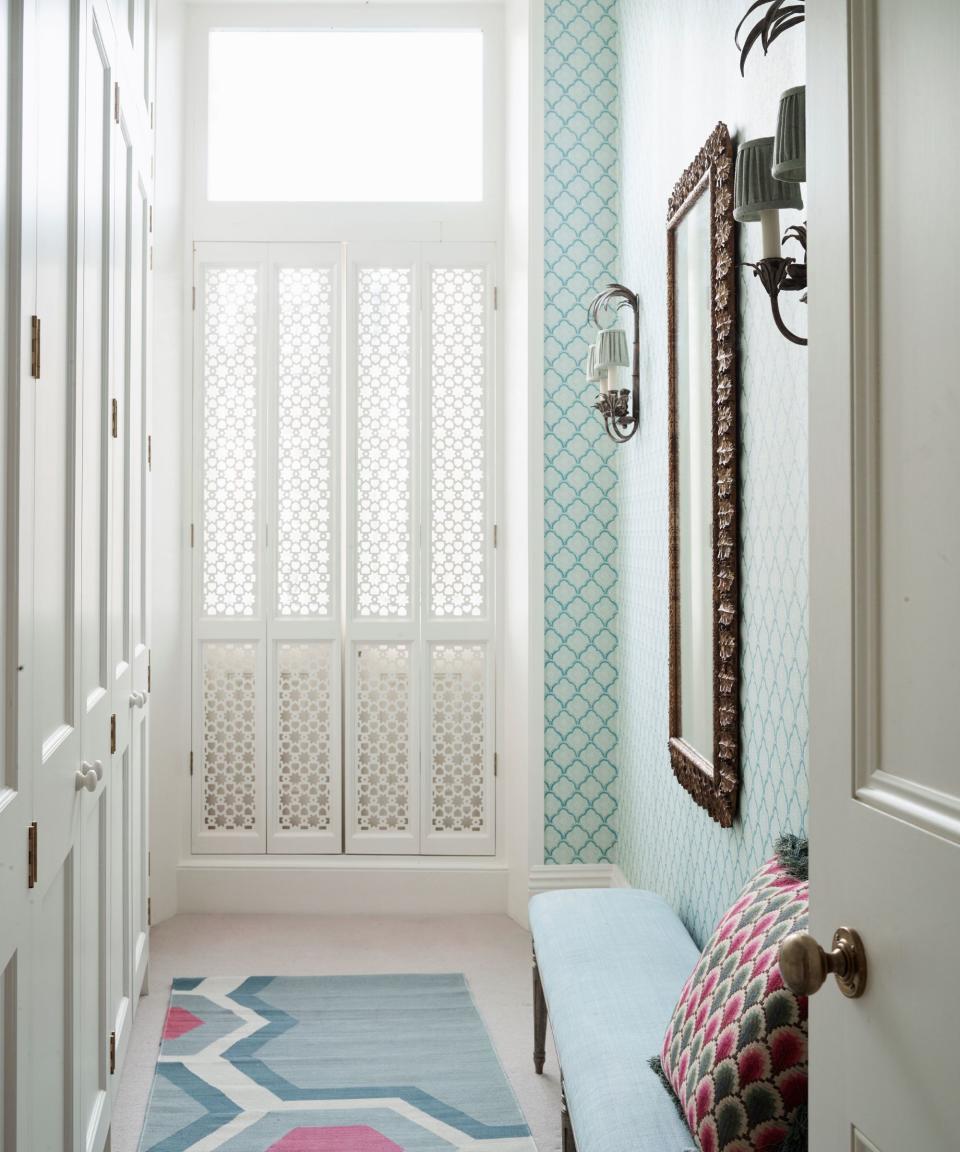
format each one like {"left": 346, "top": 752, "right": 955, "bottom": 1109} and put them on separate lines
{"left": 779, "top": 927, "right": 867, "bottom": 999}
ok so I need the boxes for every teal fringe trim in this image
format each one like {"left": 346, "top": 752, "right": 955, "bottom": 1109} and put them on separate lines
{"left": 774, "top": 833, "right": 809, "bottom": 881}
{"left": 782, "top": 1103, "right": 809, "bottom": 1151}
{"left": 647, "top": 1055, "right": 688, "bottom": 1123}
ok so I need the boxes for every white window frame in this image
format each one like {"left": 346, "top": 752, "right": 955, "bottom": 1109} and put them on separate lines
{"left": 186, "top": 3, "right": 504, "bottom": 244}
{"left": 185, "top": 3, "right": 503, "bottom": 862}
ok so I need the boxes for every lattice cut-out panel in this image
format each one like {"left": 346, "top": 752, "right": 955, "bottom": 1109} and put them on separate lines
{"left": 202, "top": 267, "right": 260, "bottom": 617}
{"left": 354, "top": 643, "right": 412, "bottom": 832}
{"left": 430, "top": 644, "right": 487, "bottom": 833}
{"left": 276, "top": 642, "right": 333, "bottom": 832}
{"left": 430, "top": 268, "right": 487, "bottom": 618}
{"left": 202, "top": 642, "right": 258, "bottom": 831}
{"left": 355, "top": 267, "right": 413, "bottom": 618}
{"left": 277, "top": 267, "right": 335, "bottom": 617}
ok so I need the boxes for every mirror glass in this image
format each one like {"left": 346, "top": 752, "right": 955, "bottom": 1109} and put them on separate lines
{"left": 674, "top": 188, "right": 714, "bottom": 766}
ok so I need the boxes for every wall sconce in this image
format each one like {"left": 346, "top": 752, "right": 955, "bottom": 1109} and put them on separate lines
{"left": 585, "top": 284, "right": 640, "bottom": 443}
{"left": 734, "top": 86, "right": 807, "bottom": 346}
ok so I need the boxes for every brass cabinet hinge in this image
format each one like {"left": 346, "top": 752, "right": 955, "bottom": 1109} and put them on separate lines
{"left": 189, "top": 750, "right": 194, "bottom": 776}
{"left": 111, "top": 398, "right": 118, "bottom": 438}
{"left": 27, "top": 822, "right": 38, "bottom": 889}
{"left": 147, "top": 434, "right": 152, "bottom": 470}
{"left": 109, "top": 1031, "right": 116, "bottom": 1074}
{"left": 110, "top": 713, "right": 117, "bottom": 754}
{"left": 30, "top": 316, "right": 40, "bottom": 379}
{"left": 113, "top": 82, "right": 120, "bottom": 124}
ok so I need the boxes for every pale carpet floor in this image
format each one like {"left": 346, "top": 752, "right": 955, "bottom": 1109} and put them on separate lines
{"left": 113, "top": 913, "right": 562, "bottom": 1152}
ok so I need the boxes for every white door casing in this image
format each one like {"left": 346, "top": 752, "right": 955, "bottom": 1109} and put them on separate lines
{"left": 807, "top": 0, "right": 960, "bottom": 1148}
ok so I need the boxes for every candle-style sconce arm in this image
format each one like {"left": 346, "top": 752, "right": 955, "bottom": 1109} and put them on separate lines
{"left": 742, "top": 223, "right": 807, "bottom": 346}
{"left": 588, "top": 283, "right": 641, "bottom": 443}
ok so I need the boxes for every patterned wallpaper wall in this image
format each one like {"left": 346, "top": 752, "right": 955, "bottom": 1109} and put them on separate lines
{"left": 615, "top": 0, "right": 809, "bottom": 945}
{"left": 543, "top": 0, "right": 621, "bottom": 864}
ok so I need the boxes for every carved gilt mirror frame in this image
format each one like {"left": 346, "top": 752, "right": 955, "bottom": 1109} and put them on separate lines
{"left": 666, "top": 121, "right": 740, "bottom": 827}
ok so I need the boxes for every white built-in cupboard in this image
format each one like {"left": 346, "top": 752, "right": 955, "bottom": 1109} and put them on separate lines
{"left": 0, "top": 0, "right": 154, "bottom": 1148}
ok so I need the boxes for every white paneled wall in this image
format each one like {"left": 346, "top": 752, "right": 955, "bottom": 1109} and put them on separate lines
{"left": 0, "top": 1, "right": 155, "bottom": 1147}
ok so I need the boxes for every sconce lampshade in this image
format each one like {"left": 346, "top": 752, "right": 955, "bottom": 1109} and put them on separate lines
{"left": 595, "top": 327, "right": 630, "bottom": 369}
{"left": 733, "top": 137, "right": 803, "bottom": 222}
{"left": 585, "top": 342, "right": 602, "bottom": 384}
{"left": 773, "top": 85, "right": 806, "bottom": 182}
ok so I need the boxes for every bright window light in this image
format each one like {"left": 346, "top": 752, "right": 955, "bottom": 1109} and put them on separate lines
{"left": 207, "top": 28, "right": 484, "bottom": 202}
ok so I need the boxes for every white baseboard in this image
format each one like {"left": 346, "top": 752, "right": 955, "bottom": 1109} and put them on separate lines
{"left": 177, "top": 860, "right": 510, "bottom": 916}
{"left": 528, "top": 862, "right": 626, "bottom": 894}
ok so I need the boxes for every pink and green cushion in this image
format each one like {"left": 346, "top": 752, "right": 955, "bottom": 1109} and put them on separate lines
{"left": 656, "top": 849, "right": 809, "bottom": 1152}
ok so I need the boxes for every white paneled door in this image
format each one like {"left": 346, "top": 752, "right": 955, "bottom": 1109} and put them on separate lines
{"left": 192, "top": 242, "right": 496, "bottom": 857}
{"left": 808, "top": 0, "right": 960, "bottom": 1146}
{"left": 0, "top": 1, "right": 154, "bottom": 1149}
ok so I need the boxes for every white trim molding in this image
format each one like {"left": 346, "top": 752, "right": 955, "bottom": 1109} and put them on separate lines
{"left": 528, "top": 862, "right": 628, "bottom": 895}
{"left": 177, "top": 857, "right": 509, "bottom": 916}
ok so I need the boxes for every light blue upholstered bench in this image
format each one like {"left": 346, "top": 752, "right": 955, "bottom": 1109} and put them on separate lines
{"left": 529, "top": 888, "right": 701, "bottom": 1152}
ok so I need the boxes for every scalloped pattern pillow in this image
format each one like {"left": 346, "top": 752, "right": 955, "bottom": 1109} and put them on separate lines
{"left": 657, "top": 856, "right": 808, "bottom": 1152}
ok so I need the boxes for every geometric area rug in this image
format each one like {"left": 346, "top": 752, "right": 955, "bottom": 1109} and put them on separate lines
{"left": 138, "top": 974, "right": 537, "bottom": 1151}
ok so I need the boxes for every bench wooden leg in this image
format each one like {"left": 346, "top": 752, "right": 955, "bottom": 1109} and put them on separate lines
{"left": 561, "top": 1075, "right": 578, "bottom": 1152}
{"left": 532, "top": 946, "right": 547, "bottom": 1075}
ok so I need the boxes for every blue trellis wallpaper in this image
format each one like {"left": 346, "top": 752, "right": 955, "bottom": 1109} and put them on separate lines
{"left": 543, "top": 0, "right": 621, "bottom": 864}
{"left": 614, "top": 0, "right": 809, "bottom": 945}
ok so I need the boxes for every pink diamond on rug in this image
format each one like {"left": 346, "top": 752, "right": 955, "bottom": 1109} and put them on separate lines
{"left": 162, "top": 1005, "right": 204, "bottom": 1040}
{"left": 268, "top": 1128, "right": 403, "bottom": 1152}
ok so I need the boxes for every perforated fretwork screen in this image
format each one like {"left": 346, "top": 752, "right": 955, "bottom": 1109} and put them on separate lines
{"left": 277, "top": 267, "right": 335, "bottom": 618}
{"left": 354, "top": 644, "right": 412, "bottom": 833}
{"left": 430, "top": 643, "right": 487, "bottom": 834}
{"left": 430, "top": 268, "right": 487, "bottom": 618}
{"left": 355, "top": 267, "right": 413, "bottom": 619}
{"left": 202, "top": 642, "right": 258, "bottom": 831}
{"left": 276, "top": 642, "right": 333, "bottom": 832}
{"left": 201, "top": 267, "right": 259, "bottom": 618}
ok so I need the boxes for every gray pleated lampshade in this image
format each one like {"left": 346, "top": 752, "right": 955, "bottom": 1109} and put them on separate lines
{"left": 733, "top": 137, "right": 803, "bottom": 222}
{"left": 595, "top": 327, "right": 629, "bottom": 369}
{"left": 585, "top": 342, "right": 602, "bottom": 383}
{"left": 773, "top": 85, "right": 806, "bottom": 182}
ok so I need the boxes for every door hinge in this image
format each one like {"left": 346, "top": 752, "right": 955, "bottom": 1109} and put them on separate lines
{"left": 147, "top": 434, "right": 152, "bottom": 470}
{"left": 147, "top": 898, "right": 152, "bottom": 926}
{"left": 493, "top": 523, "right": 498, "bottom": 548}
{"left": 191, "top": 285, "right": 196, "bottom": 311}
{"left": 493, "top": 752, "right": 498, "bottom": 778}
{"left": 493, "top": 286, "right": 499, "bottom": 311}
{"left": 113, "top": 82, "right": 120, "bottom": 124}
{"left": 148, "top": 851, "right": 151, "bottom": 877}
{"left": 147, "top": 650, "right": 152, "bottom": 693}
{"left": 27, "top": 822, "right": 38, "bottom": 889}
{"left": 149, "top": 204, "right": 153, "bottom": 233}
{"left": 111, "top": 398, "right": 118, "bottom": 438}
{"left": 109, "top": 1031, "right": 116, "bottom": 1075}
{"left": 110, "top": 713, "right": 117, "bottom": 754}
{"left": 190, "top": 523, "right": 195, "bottom": 548}
{"left": 149, "top": 246, "right": 153, "bottom": 272}
{"left": 189, "top": 750, "right": 194, "bottom": 776}
{"left": 150, "top": 102, "right": 155, "bottom": 130}
{"left": 30, "top": 316, "right": 40, "bottom": 379}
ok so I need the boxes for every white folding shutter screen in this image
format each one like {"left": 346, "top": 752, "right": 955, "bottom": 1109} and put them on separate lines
{"left": 420, "top": 244, "right": 496, "bottom": 855}
{"left": 267, "top": 245, "right": 341, "bottom": 853}
{"left": 345, "top": 245, "right": 420, "bottom": 854}
{"left": 193, "top": 244, "right": 268, "bottom": 852}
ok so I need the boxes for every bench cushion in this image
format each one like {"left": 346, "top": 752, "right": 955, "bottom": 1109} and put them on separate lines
{"left": 530, "top": 888, "right": 701, "bottom": 1152}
